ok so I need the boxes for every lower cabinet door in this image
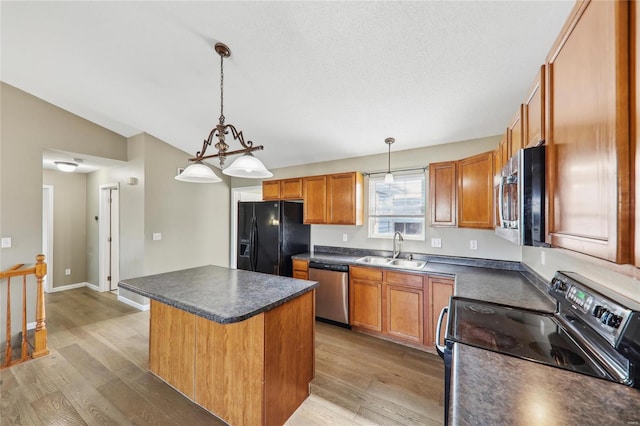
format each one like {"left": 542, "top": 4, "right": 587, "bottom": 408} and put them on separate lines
{"left": 385, "top": 284, "right": 424, "bottom": 344}
{"left": 429, "top": 277, "right": 454, "bottom": 346}
{"left": 350, "top": 279, "right": 382, "bottom": 331}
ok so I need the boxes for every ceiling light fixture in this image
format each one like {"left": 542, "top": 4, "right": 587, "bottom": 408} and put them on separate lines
{"left": 55, "top": 161, "right": 78, "bottom": 172}
{"left": 384, "top": 137, "right": 395, "bottom": 183}
{"left": 176, "top": 42, "right": 273, "bottom": 183}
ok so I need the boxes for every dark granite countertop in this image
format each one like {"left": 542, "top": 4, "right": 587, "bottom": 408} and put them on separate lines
{"left": 450, "top": 343, "right": 640, "bottom": 425}
{"left": 294, "top": 249, "right": 555, "bottom": 313}
{"left": 119, "top": 265, "right": 318, "bottom": 324}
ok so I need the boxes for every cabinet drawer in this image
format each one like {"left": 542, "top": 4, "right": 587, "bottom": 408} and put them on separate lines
{"left": 292, "top": 259, "right": 309, "bottom": 272}
{"left": 292, "top": 271, "right": 309, "bottom": 280}
{"left": 384, "top": 270, "right": 424, "bottom": 288}
{"left": 350, "top": 266, "right": 383, "bottom": 281}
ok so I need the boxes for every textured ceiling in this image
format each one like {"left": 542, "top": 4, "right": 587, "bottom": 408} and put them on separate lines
{"left": 1, "top": 1, "right": 574, "bottom": 171}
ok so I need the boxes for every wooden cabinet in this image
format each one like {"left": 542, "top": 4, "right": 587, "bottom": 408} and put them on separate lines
{"left": 262, "top": 180, "right": 281, "bottom": 200}
{"left": 457, "top": 151, "right": 494, "bottom": 229}
{"left": 429, "top": 154, "right": 493, "bottom": 230}
{"left": 524, "top": 65, "right": 545, "bottom": 148}
{"left": 292, "top": 259, "right": 309, "bottom": 280}
{"left": 546, "top": 0, "right": 630, "bottom": 263}
{"left": 508, "top": 106, "right": 524, "bottom": 155}
{"left": 349, "top": 266, "right": 383, "bottom": 332}
{"left": 262, "top": 178, "right": 303, "bottom": 201}
{"left": 429, "top": 161, "right": 457, "bottom": 227}
{"left": 427, "top": 276, "right": 454, "bottom": 347}
{"left": 384, "top": 271, "right": 424, "bottom": 344}
{"left": 303, "top": 172, "right": 363, "bottom": 225}
{"left": 499, "top": 132, "right": 509, "bottom": 170}
{"left": 302, "top": 175, "right": 327, "bottom": 224}
{"left": 349, "top": 266, "right": 454, "bottom": 349}
{"left": 327, "top": 172, "right": 364, "bottom": 225}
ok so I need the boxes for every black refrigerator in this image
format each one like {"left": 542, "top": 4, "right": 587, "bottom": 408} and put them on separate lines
{"left": 237, "top": 201, "right": 310, "bottom": 277}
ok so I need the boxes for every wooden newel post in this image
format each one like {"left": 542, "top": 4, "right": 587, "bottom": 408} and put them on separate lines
{"left": 32, "top": 254, "right": 49, "bottom": 358}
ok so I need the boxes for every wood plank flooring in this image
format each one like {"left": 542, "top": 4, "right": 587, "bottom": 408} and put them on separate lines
{"left": 0, "top": 288, "right": 445, "bottom": 425}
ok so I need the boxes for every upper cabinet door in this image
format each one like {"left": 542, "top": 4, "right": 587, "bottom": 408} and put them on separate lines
{"left": 524, "top": 65, "right": 545, "bottom": 148}
{"left": 327, "top": 172, "right": 363, "bottom": 225}
{"left": 457, "top": 151, "right": 494, "bottom": 229}
{"left": 280, "top": 178, "right": 303, "bottom": 200}
{"left": 508, "top": 105, "right": 524, "bottom": 155}
{"left": 429, "top": 161, "right": 457, "bottom": 227}
{"left": 546, "top": 0, "right": 630, "bottom": 263}
{"left": 303, "top": 175, "right": 327, "bottom": 224}
{"left": 499, "top": 132, "right": 509, "bottom": 170}
{"left": 262, "top": 180, "right": 280, "bottom": 201}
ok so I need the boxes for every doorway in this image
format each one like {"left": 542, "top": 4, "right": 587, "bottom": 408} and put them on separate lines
{"left": 42, "top": 185, "right": 54, "bottom": 292}
{"left": 99, "top": 184, "right": 120, "bottom": 292}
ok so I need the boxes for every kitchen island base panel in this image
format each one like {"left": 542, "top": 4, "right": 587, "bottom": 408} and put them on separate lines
{"left": 149, "top": 291, "right": 315, "bottom": 426}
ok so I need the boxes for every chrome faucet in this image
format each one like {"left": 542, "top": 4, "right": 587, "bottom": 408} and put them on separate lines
{"left": 392, "top": 231, "right": 404, "bottom": 259}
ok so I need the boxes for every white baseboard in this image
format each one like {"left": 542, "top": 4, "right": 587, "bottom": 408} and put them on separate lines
{"left": 117, "top": 295, "right": 150, "bottom": 311}
{"left": 48, "top": 282, "right": 89, "bottom": 293}
{"left": 85, "top": 282, "right": 101, "bottom": 292}
{"left": 27, "top": 321, "right": 36, "bottom": 330}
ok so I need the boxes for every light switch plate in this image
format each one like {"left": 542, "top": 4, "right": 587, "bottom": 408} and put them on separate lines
{"left": 470, "top": 240, "right": 478, "bottom": 250}
{"left": 1, "top": 237, "right": 11, "bottom": 248}
{"left": 152, "top": 233, "right": 162, "bottom": 241}
{"left": 431, "top": 238, "right": 442, "bottom": 248}
{"left": 65, "top": 269, "right": 71, "bottom": 276}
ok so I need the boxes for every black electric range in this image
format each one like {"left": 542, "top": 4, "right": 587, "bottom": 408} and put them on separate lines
{"left": 437, "top": 271, "right": 640, "bottom": 425}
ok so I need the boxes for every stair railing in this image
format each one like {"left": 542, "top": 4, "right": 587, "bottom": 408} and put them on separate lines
{"left": 1, "top": 254, "right": 48, "bottom": 369}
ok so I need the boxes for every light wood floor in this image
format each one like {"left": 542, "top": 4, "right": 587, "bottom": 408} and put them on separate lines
{"left": 0, "top": 288, "right": 445, "bottom": 425}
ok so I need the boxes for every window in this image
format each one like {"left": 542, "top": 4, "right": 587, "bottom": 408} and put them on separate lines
{"left": 368, "top": 172, "right": 426, "bottom": 240}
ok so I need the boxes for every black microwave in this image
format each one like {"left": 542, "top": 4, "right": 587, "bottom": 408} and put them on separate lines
{"left": 494, "top": 145, "right": 546, "bottom": 246}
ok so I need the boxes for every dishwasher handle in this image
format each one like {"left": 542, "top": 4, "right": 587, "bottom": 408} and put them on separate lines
{"left": 435, "top": 306, "right": 449, "bottom": 359}
{"left": 308, "top": 261, "right": 349, "bottom": 273}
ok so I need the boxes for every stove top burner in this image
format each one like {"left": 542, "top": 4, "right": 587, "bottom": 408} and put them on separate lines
{"left": 465, "top": 304, "right": 496, "bottom": 315}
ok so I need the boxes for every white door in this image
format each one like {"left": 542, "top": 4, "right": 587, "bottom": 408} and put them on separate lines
{"left": 42, "top": 185, "right": 54, "bottom": 292}
{"left": 99, "top": 184, "right": 120, "bottom": 292}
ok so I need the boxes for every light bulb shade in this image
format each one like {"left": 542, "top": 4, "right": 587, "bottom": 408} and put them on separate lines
{"left": 222, "top": 153, "right": 273, "bottom": 178}
{"left": 175, "top": 162, "right": 222, "bottom": 183}
{"left": 384, "top": 172, "right": 394, "bottom": 183}
{"left": 55, "top": 161, "right": 78, "bottom": 172}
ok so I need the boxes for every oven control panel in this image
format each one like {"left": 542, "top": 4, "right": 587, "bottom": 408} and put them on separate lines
{"left": 549, "top": 272, "right": 632, "bottom": 347}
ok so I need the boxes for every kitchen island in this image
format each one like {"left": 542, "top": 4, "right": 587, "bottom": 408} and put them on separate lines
{"left": 119, "top": 265, "right": 318, "bottom": 426}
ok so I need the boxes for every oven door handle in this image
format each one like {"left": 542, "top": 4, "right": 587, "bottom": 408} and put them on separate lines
{"left": 435, "top": 306, "right": 449, "bottom": 358}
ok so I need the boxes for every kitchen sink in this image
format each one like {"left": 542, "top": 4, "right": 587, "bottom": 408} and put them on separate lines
{"left": 355, "top": 256, "right": 391, "bottom": 265}
{"left": 386, "top": 259, "right": 427, "bottom": 270}
{"left": 355, "top": 256, "right": 427, "bottom": 270}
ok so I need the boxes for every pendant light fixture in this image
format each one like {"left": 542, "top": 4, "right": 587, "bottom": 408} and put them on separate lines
{"left": 176, "top": 42, "right": 273, "bottom": 183}
{"left": 384, "top": 137, "right": 395, "bottom": 183}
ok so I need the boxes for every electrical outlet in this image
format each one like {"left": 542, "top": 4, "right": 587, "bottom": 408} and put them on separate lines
{"left": 342, "top": 233, "right": 348, "bottom": 242}
{"left": 431, "top": 238, "right": 442, "bottom": 248}
{"left": 470, "top": 240, "right": 478, "bottom": 250}
{"left": 541, "top": 251, "right": 546, "bottom": 265}
{"left": 153, "top": 233, "right": 162, "bottom": 241}
{"left": 1, "top": 237, "right": 11, "bottom": 248}
{"left": 65, "top": 269, "right": 71, "bottom": 276}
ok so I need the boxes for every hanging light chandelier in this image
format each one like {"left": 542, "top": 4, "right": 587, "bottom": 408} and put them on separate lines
{"left": 384, "top": 137, "right": 395, "bottom": 183}
{"left": 176, "top": 42, "right": 273, "bottom": 183}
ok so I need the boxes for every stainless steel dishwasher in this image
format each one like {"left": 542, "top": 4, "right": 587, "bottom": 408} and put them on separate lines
{"left": 308, "top": 261, "right": 349, "bottom": 326}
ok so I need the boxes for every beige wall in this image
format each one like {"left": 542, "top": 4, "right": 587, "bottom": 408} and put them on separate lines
{"left": 0, "top": 83, "right": 127, "bottom": 341}
{"left": 86, "top": 133, "right": 231, "bottom": 306}
{"left": 0, "top": 83, "right": 127, "bottom": 269}
{"left": 43, "top": 169, "right": 88, "bottom": 288}
{"left": 233, "top": 135, "right": 521, "bottom": 262}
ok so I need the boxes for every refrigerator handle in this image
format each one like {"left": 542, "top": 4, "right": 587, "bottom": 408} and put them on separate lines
{"left": 251, "top": 217, "right": 259, "bottom": 271}
{"left": 248, "top": 217, "right": 255, "bottom": 271}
